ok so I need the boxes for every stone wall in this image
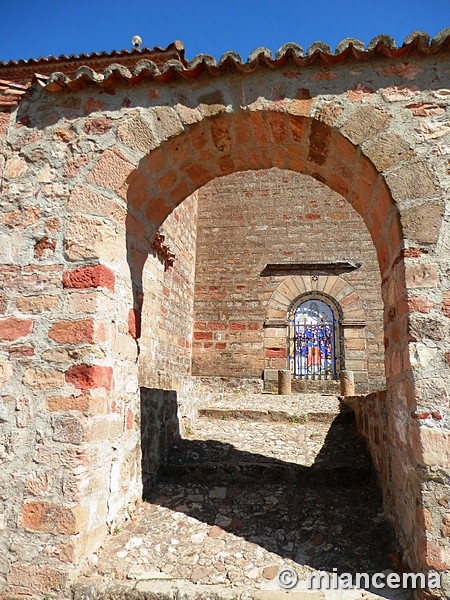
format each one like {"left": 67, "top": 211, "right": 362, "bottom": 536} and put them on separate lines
{"left": 344, "top": 391, "right": 450, "bottom": 594}
{"left": 139, "top": 192, "right": 198, "bottom": 390}
{"left": 192, "top": 169, "right": 384, "bottom": 390}
{"left": 0, "top": 40, "right": 449, "bottom": 598}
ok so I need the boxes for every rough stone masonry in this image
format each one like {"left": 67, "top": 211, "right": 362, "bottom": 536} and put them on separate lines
{"left": 0, "top": 31, "right": 449, "bottom": 598}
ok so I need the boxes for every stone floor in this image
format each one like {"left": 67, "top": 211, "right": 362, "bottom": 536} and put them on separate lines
{"left": 75, "top": 394, "right": 413, "bottom": 600}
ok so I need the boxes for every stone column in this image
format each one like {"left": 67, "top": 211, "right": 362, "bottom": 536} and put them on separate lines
{"left": 278, "top": 369, "right": 291, "bottom": 395}
{"left": 340, "top": 370, "right": 355, "bottom": 396}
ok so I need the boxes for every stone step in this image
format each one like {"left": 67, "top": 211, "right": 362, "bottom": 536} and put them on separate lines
{"left": 161, "top": 413, "right": 372, "bottom": 487}
{"left": 197, "top": 393, "right": 348, "bottom": 424}
{"left": 197, "top": 393, "right": 343, "bottom": 419}
{"left": 73, "top": 578, "right": 329, "bottom": 599}
{"left": 170, "top": 414, "right": 369, "bottom": 469}
{"left": 198, "top": 407, "right": 351, "bottom": 424}
{"left": 160, "top": 460, "right": 373, "bottom": 487}
{"left": 159, "top": 408, "right": 373, "bottom": 486}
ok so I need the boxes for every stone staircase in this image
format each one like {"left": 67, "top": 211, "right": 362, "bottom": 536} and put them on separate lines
{"left": 74, "top": 393, "right": 412, "bottom": 600}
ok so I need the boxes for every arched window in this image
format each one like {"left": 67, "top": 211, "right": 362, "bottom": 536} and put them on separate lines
{"left": 288, "top": 293, "right": 343, "bottom": 380}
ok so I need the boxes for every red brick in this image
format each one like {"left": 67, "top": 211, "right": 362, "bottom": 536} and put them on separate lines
{"left": 194, "top": 331, "right": 213, "bottom": 340}
{"left": 62, "top": 265, "right": 115, "bottom": 291}
{"left": 83, "top": 97, "right": 105, "bottom": 115}
{"left": 402, "top": 247, "right": 423, "bottom": 258}
{"left": 34, "top": 237, "right": 56, "bottom": 259}
{"left": 266, "top": 348, "right": 287, "bottom": 358}
{"left": 229, "top": 323, "right": 245, "bottom": 331}
{"left": 46, "top": 396, "right": 91, "bottom": 413}
{"left": 209, "top": 322, "right": 227, "bottom": 330}
{"left": 0, "top": 318, "right": 33, "bottom": 341}
{"left": 19, "top": 501, "right": 84, "bottom": 535}
{"left": 84, "top": 117, "right": 113, "bottom": 135}
{"left": 126, "top": 408, "right": 134, "bottom": 430}
{"left": 65, "top": 365, "right": 112, "bottom": 391}
{"left": 442, "top": 299, "right": 450, "bottom": 318}
{"left": 145, "top": 197, "right": 172, "bottom": 224}
{"left": 1, "top": 206, "right": 40, "bottom": 228}
{"left": 49, "top": 319, "right": 107, "bottom": 344}
{"left": 418, "top": 537, "right": 450, "bottom": 570}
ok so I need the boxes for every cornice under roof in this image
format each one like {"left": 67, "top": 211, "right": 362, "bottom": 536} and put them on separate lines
{"left": 37, "top": 29, "right": 450, "bottom": 93}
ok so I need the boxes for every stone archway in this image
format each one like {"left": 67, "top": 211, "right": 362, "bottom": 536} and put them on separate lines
{"left": 64, "top": 106, "right": 436, "bottom": 589}
{"left": 118, "top": 107, "right": 414, "bottom": 555}
{"left": 2, "top": 50, "right": 449, "bottom": 596}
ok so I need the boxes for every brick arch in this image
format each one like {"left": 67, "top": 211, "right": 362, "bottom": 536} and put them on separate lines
{"left": 127, "top": 110, "right": 402, "bottom": 279}
{"left": 125, "top": 107, "right": 407, "bottom": 405}
{"left": 266, "top": 275, "right": 366, "bottom": 323}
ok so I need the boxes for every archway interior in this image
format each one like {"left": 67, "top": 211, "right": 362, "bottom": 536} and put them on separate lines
{"left": 133, "top": 169, "right": 400, "bottom": 589}
{"left": 139, "top": 168, "right": 386, "bottom": 395}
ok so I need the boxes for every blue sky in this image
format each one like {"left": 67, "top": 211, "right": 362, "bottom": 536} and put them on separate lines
{"left": 0, "top": 1, "right": 449, "bottom": 63}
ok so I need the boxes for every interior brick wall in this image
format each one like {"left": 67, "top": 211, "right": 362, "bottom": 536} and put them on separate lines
{"left": 139, "top": 193, "right": 198, "bottom": 389}
{"left": 192, "top": 168, "right": 385, "bottom": 389}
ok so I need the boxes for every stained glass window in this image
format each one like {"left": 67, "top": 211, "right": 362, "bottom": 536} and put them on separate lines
{"left": 289, "top": 297, "right": 340, "bottom": 380}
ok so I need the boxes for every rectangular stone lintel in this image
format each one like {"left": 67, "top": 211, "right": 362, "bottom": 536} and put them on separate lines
{"left": 260, "top": 261, "right": 362, "bottom": 277}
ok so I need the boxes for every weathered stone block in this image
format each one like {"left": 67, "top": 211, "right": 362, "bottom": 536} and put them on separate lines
{"left": 340, "top": 105, "right": 392, "bottom": 145}
{"left": 65, "top": 364, "right": 113, "bottom": 391}
{"left": 19, "top": 501, "right": 86, "bottom": 534}
{"left": 0, "top": 317, "right": 33, "bottom": 341}
{"left": 23, "top": 368, "right": 65, "bottom": 389}
{"left": 364, "top": 133, "right": 415, "bottom": 171}
{"left": 52, "top": 414, "right": 85, "bottom": 444}
{"left": 67, "top": 185, "right": 127, "bottom": 227}
{"left": 0, "top": 360, "right": 13, "bottom": 385}
{"left": 4, "top": 156, "right": 27, "bottom": 178}
{"left": 408, "top": 317, "right": 445, "bottom": 342}
{"left": 15, "top": 294, "right": 59, "bottom": 314}
{"left": 25, "top": 471, "right": 54, "bottom": 496}
{"left": 402, "top": 203, "right": 444, "bottom": 245}
{"left": 386, "top": 161, "right": 439, "bottom": 200}
{"left": 414, "top": 427, "right": 450, "bottom": 469}
{"left": 404, "top": 263, "right": 440, "bottom": 289}
{"left": 64, "top": 214, "right": 123, "bottom": 262}
{"left": 87, "top": 147, "right": 135, "bottom": 199}
{"left": 117, "top": 114, "right": 158, "bottom": 153}
{"left": 49, "top": 318, "right": 108, "bottom": 344}
{"left": 63, "top": 265, "right": 115, "bottom": 291}
{"left": 7, "top": 562, "right": 69, "bottom": 595}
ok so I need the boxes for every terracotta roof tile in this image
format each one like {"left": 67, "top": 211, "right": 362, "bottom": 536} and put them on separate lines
{"left": 0, "top": 79, "right": 30, "bottom": 109}
{"left": 0, "top": 30, "right": 449, "bottom": 100}
{"left": 36, "top": 29, "right": 450, "bottom": 93}
{"left": 0, "top": 41, "right": 185, "bottom": 69}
